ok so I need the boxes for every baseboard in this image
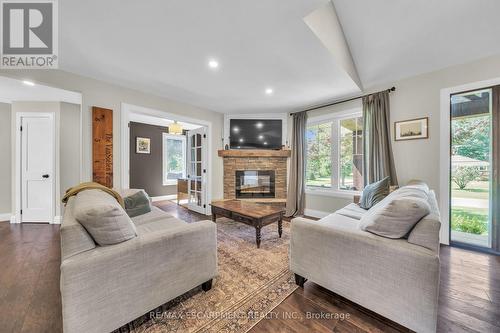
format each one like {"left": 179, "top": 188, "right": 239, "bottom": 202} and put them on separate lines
{"left": 0, "top": 213, "right": 11, "bottom": 222}
{"left": 10, "top": 215, "right": 19, "bottom": 224}
{"left": 52, "top": 216, "right": 62, "bottom": 224}
{"left": 151, "top": 194, "right": 177, "bottom": 202}
{"left": 304, "top": 208, "right": 330, "bottom": 219}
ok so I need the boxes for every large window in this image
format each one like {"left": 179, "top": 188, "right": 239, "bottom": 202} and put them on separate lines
{"left": 306, "top": 113, "right": 364, "bottom": 192}
{"left": 162, "top": 133, "right": 186, "bottom": 185}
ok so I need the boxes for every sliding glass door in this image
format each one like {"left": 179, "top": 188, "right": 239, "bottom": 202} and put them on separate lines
{"left": 450, "top": 88, "right": 492, "bottom": 248}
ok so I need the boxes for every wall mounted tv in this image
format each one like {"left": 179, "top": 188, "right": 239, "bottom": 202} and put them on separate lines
{"left": 229, "top": 119, "right": 282, "bottom": 149}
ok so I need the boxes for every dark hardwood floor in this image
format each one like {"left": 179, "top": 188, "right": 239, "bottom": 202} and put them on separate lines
{"left": 1, "top": 201, "right": 499, "bottom": 333}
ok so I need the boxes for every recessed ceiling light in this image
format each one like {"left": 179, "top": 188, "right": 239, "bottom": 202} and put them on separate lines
{"left": 256, "top": 122, "right": 263, "bottom": 129}
{"left": 23, "top": 80, "right": 35, "bottom": 86}
{"left": 263, "top": 142, "right": 268, "bottom": 145}
{"left": 208, "top": 59, "right": 219, "bottom": 69}
{"left": 233, "top": 126, "right": 239, "bottom": 133}
{"left": 258, "top": 135, "right": 264, "bottom": 140}
{"left": 239, "top": 138, "right": 244, "bottom": 143}
{"left": 265, "top": 88, "right": 274, "bottom": 95}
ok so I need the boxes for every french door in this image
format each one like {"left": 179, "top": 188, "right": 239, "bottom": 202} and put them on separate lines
{"left": 187, "top": 127, "right": 207, "bottom": 214}
{"left": 449, "top": 86, "right": 500, "bottom": 251}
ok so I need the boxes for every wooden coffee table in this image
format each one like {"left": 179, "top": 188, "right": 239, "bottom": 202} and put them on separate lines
{"left": 210, "top": 200, "right": 284, "bottom": 248}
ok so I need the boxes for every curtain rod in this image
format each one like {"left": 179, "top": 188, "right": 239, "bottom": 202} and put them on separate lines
{"left": 290, "top": 86, "right": 396, "bottom": 115}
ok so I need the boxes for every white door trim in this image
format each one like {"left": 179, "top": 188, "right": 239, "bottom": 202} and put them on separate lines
{"left": 121, "top": 103, "right": 213, "bottom": 215}
{"left": 439, "top": 76, "right": 500, "bottom": 245}
{"left": 14, "top": 112, "right": 57, "bottom": 224}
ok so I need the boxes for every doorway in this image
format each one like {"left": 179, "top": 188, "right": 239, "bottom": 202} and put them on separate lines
{"left": 450, "top": 89, "right": 492, "bottom": 248}
{"left": 122, "top": 103, "right": 213, "bottom": 215}
{"left": 19, "top": 113, "right": 55, "bottom": 223}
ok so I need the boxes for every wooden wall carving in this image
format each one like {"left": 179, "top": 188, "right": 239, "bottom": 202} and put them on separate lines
{"left": 92, "top": 107, "right": 113, "bottom": 188}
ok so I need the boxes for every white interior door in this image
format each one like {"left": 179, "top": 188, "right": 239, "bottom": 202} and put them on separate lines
{"left": 21, "top": 115, "right": 55, "bottom": 223}
{"left": 187, "top": 127, "right": 207, "bottom": 214}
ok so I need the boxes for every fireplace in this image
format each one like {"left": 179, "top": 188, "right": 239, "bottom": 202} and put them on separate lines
{"left": 235, "top": 170, "right": 275, "bottom": 198}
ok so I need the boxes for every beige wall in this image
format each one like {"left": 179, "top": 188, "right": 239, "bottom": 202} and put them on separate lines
{"left": 60, "top": 102, "right": 81, "bottom": 199}
{"left": 0, "top": 103, "right": 11, "bottom": 216}
{"left": 0, "top": 70, "right": 225, "bottom": 207}
{"left": 304, "top": 54, "right": 500, "bottom": 215}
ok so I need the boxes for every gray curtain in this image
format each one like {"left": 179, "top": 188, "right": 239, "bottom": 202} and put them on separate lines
{"left": 491, "top": 85, "right": 500, "bottom": 252}
{"left": 285, "top": 111, "right": 307, "bottom": 217}
{"left": 362, "top": 91, "right": 398, "bottom": 186}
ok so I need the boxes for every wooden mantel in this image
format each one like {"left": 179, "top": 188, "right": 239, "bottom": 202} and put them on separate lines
{"left": 218, "top": 149, "right": 291, "bottom": 158}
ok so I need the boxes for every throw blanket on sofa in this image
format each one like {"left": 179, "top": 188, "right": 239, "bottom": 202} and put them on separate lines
{"left": 61, "top": 182, "right": 125, "bottom": 207}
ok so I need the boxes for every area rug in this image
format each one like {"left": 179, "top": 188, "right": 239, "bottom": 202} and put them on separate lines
{"left": 117, "top": 217, "right": 297, "bottom": 333}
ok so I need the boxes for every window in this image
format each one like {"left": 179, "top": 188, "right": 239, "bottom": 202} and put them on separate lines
{"left": 306, "top": 112, "right": 363, "bottom": 193}
{"left": 162, "top": 133, "right": 186, "bottom": 185}
{"left": 339, "top": 117, "right": 363, "bottom": 191}
{"left": 306, "top": 122, "right": 332, "bottom": 187}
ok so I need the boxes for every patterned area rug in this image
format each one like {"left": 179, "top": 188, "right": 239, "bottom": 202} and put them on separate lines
{"left": 118, "top": 217, "right": 297, "bottom": 333}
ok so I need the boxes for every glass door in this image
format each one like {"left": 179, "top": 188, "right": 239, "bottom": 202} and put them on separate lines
{"left": 187, "top": 127, "right": 207, "bottom": 214}
{"left": 450, "top": 88, "right": 492, "bottom": 248}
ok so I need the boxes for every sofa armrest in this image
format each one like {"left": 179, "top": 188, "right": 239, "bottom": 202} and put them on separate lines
{"left": 290, "top": 217, "right": 439, "bottom": 333}
{"left": 60, "top": 220, "right": 217, "bottom": 333}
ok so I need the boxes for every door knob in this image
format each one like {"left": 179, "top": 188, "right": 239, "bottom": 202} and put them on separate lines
{"left": 42, "top": 174, "right": 49, "bottom": 178}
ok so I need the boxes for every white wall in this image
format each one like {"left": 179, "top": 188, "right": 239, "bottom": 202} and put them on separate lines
{"left": 0, "top": 103, "right": 11, "bottom": 218}
{"left": 0, "top": 69, "right": 225, "bottom": 205}
{"left": 304, "top": 54, "right": 500, "bottom": 215}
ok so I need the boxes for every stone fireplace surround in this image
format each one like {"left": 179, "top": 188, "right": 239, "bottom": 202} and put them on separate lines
{"left": 218, "top": 150, "right": 291, "bottom": 201}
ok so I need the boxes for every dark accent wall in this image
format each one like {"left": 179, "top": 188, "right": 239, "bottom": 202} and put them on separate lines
{"left": 129, "top": 121, "right": 178, "bottom": 197}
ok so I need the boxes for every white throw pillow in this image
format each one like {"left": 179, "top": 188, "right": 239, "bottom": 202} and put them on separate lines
{"left": 73, "top": 189, "right": 137, "bottom": 245}
{"left": 359, "top": 197, "right": 430, "bottom": 239}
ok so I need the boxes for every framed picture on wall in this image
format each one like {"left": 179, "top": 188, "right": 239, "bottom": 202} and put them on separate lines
{"left": 136, "top": 137, "right": 151, "bottom": 154}
{"left": 394, "top": 117, "right": 429, "bottom": 141}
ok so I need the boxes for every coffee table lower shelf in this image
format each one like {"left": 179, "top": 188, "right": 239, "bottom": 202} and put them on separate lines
{"left": 210, "top": 201, "right": 284, "bottom": 248}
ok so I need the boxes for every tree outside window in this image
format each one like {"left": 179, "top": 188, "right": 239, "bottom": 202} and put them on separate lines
{"left": 306, "top": 113, "right": 364, "bottom": 192}
{"left": 163, "top": 133, "right": 186, "bottom": 185}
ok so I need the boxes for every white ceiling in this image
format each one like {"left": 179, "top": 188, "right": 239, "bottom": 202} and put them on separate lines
{"left": 59, "top": 0, "right": 360, "bottom": 114}
{"left": 57, "top": 0, "right": 500, "bottom": 113}
{"left": 332, "top": 0, "right": 500, "bottom": 88}
{"left": 0, "top": 76, "right": 81, "bottom": 104}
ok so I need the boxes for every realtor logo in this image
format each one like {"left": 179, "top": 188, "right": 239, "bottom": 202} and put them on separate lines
{"left": 1, "top": 0, "right": 58, "bottom": 68}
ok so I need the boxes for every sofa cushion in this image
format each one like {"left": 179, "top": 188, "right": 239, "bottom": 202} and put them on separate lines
{"left": 124, "top": 190, "right": 152, "bottom": 217}
{"left": 120, "top": 188, "right": 152, "bottom": 204}
{"left": 131, "top": 206, "right": 172, "bottom": 226}
{"left": 360, "top": 197, "right": 431, "bottom": 239}
{"left": 359, "top": 177, "right": 390, "bottom": 209}
{"left": 73, "top": 189, "right": 137, "bottom": 245}
{"left": 135, "top": 216, "right": 189, "bottom": 235}
{"left": 335, "top": 203, "right": 368, "bottom": 220}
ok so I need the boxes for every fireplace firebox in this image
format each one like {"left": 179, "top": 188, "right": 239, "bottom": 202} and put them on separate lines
{"left": 235, "top": 170, "right": 275, "bottom": 198}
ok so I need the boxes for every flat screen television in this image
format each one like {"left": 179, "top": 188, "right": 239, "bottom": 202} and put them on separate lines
{"left": 229, "top": 119, "right": 282, "bottom": 149}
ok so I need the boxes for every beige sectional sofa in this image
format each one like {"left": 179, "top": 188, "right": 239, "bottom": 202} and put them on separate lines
{"left": 60, "top": 190, "right": 217, "bottom": 333}
{"left": 290, "top": 181, "right": 441, "bottom": 333}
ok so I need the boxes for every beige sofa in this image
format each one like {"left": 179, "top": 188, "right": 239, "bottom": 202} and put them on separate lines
{"left": 290, "top": 181, "right": 441, "bottom": 333}
{"left": 60, "top": 191, "right": 217, "bottom": 333}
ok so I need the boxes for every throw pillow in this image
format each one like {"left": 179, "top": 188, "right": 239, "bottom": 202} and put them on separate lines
{"left": 124, "top": 190, "right": 152, "bottom": 217}
{"left": 359, "top": 176, "right": 390, "bottom": 209}
{"left": 359, "top": 197, "right": 431, "bottom": 238}
{"left": 73, "top": 189, "right": 137, "bottom": 245}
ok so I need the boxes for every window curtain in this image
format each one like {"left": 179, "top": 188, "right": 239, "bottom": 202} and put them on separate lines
{"left": 491, "top": 85, "right": 500, "bottom": 252}
{"left": 285, "top": 111, "right": 307, "bottom": 217}
{"left": 362, "top": 91, "right": 398, "bottom": 186}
